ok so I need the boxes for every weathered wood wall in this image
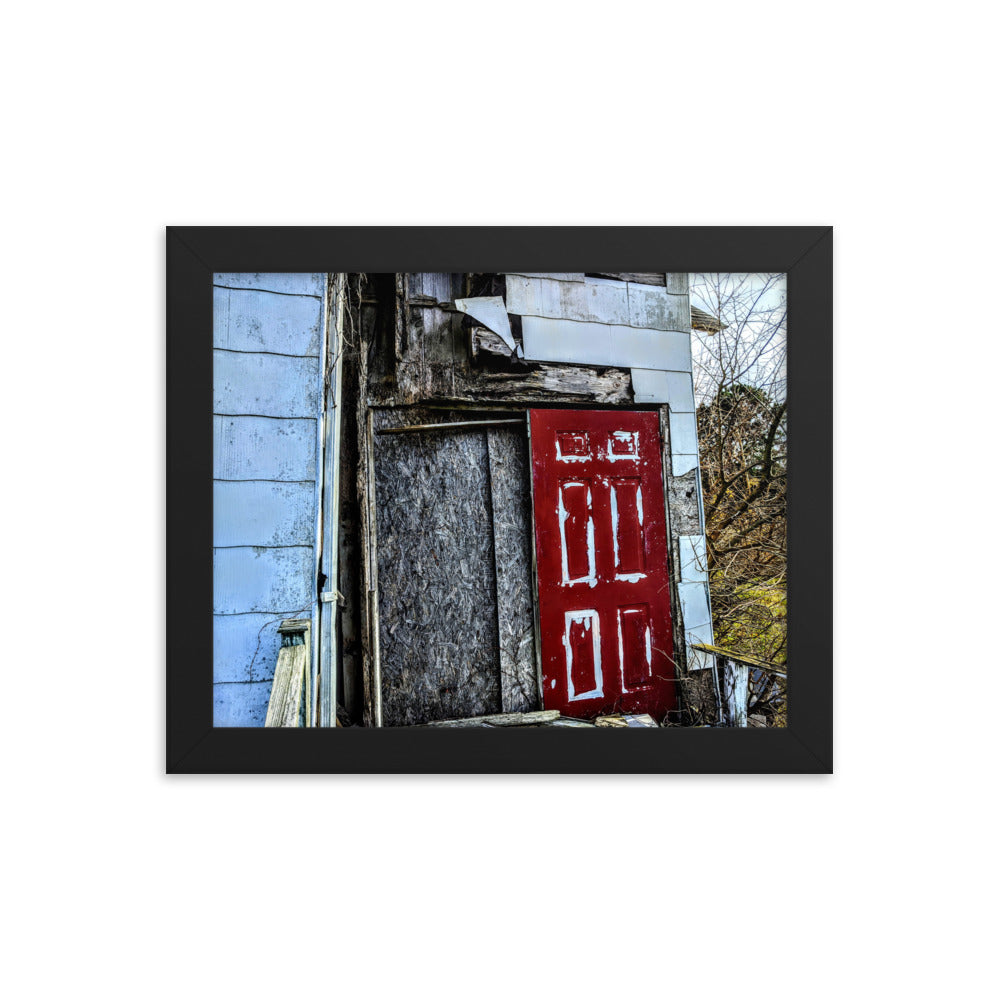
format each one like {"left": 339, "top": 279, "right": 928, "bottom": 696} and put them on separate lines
{"left": 213, "top": 273, "right": 326, "bottom": 727}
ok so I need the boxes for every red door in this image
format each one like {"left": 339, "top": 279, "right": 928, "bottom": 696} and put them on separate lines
{"left": 529, "top": 409, "right": 676, "bottom": 720}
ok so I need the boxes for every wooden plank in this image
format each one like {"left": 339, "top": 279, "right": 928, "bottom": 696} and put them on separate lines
{"left": 265, "top": 643, "right": 309, "bottom": 727}
{"left": 213, "top": 546, "right": 314, "bottom": 615}
{"left": 424, "top": 710, "right": 560, "bottom": 728}
{"left": 213, "top": 286, "right": 323, "bottom": 356}
{"left": 594, "top": 713, "right": 660, "bottom": 728}
{"left": 213, "top": 416, "right": 318, "bottom": 482}
{"left": 487, "top": 424, "right": 539, "bottom": 714}
{"left": 448, "top": 363, "right": 634, "bottom": 405}
{"left": 265, "top": 620, "right": 312, "bottom": 727}
{"left": 691, "top": 643, "right": 787, "bottom": 677}
{"left": 213, "top": 481, "right": 316, "bottom": 547}
{"left": 213, "top": 350, "right": 321, "bottom": 417}
{"left": 379, "top": 418, "right": 523, "bottom": 434}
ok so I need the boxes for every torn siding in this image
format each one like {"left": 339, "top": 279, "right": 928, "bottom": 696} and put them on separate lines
{"left": 212, "top": 273, "right": 327, "bottom": 727}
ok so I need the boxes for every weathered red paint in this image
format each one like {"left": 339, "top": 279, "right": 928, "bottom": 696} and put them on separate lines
{"left": 529, "top": 409, "right": 676, "bottom": 720}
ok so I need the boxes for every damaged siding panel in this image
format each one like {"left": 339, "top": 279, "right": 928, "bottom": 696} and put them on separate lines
{"left": 672, "top": 453, "right": 699, "bottom": 477}
{"left": 609, "top": 327, "right": 692, "bottom": 371}
{"left": 213, "top": 481, "right": 316, "bottom": 548}
{"left": 373, "top": 422, "right": 502, "bottom": 726}
{"left": 626, "top": 283, "right": 691, "bottom": 332}
{"left": 213, "top": 351, "right": 321, "bottom": 418}
{"left": 213, "top": 416, "right": 317, "bottom": 482}
{"left": 631, "top": 368, "right": 671, "bottom": 403}
{"left": 506, "top": 274, "right": 630, "bottom": 326}
{"left": 679, "top": 581, "right": 712, "bottom": 630}
{"left": 213, "top": 546, "right": 315, "bottom": 616}
{"left": 521, "top": 316, "right": 614, "bottom": 366}
{"left": 668, "top": 411, "right": 699, "bottom": 456}
{"left": 679, "top": 535, "right": 709, "bottom": 582}
{"left": 663, "top": 372, "right": 696, "bottom": 412}
{"left": 213, "top": 286, "right": 322, "bottom": 356}
{"left": 213, "top": 272, "right": 325, "bottom": 298}
{"left": 521, "top": 316, "right": 692, "bottom": 371}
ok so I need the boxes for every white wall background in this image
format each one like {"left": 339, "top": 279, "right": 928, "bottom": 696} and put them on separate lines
{"left": 2, "top": 4, "right": 994, "bottom": 1000}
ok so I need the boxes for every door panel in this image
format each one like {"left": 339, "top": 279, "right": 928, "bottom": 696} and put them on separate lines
{"left": 529, "top": 409, "right": 676, "bottom": 720}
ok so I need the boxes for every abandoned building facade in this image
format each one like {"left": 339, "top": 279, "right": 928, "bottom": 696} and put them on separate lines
{"left": 213, "top": 271, "right": 723, "bottom": 728}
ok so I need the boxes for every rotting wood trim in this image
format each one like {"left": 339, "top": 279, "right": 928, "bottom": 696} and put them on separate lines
{"left": 690, "top": 643, "right": 787, "bottom": 677}
{"left": 423, "top": 710, "right": 560, "bottom": 728}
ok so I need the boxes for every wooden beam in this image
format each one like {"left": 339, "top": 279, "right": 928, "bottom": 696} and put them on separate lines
{"left": 424, "top": 710, "right": 561, "bottom": 728}
{"left": 378, "top": 418, "right": 524, "bottom": 435}
{"left": 690, "top": 643, "right": 787, "bottom": 677}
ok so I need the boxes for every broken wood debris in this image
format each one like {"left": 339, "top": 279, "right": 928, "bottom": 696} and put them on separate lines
{"left": 419, "top": 710, "right": 661, "bottom": 728}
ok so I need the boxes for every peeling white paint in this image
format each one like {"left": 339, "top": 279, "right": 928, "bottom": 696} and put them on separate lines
{"left": 564, "top": 610, "right": 603, "bottom": 700}
{"left": 556, "top": 431, "right": 591, "bottom": 462}
{"left": 607, "top": 430, "right": 640, "bottom": 461}
{"left": 616, "top": 607, "right": 652, "bottom": 691}
{"left": 557, "top": 483, "right": 597, "bottom": 587}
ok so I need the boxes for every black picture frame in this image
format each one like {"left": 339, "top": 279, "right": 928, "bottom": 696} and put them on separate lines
{"left": 168, "top": 226, "right": 832, "bottom": 773}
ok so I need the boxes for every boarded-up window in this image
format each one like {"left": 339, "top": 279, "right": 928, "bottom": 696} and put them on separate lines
{"left": 373, "top": 414, "right": 537, "bottom": 725}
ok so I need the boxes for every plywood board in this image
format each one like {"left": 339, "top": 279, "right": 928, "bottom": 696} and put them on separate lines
{"left": 373, "top": 423, "right": 502, "bottom": 726}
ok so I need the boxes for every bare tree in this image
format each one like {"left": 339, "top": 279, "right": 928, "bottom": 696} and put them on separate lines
{"left": 690, "top": 274, "right": 787, "bottom": 721}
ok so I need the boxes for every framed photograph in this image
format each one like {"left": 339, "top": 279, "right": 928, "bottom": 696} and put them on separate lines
{"left": 167, "top": 226, "right": 831, "bottom": 773}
